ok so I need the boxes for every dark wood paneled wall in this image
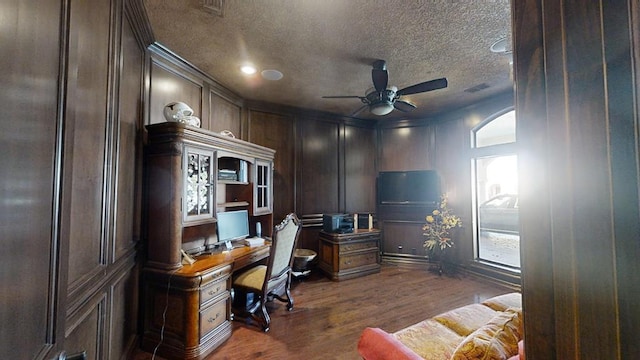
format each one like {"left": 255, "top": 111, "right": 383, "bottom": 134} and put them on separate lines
{"left": 209, "top": 91, "right": 242, "bottom": 135}
{"left": 147, "top": 58, "right": 204, "bottom": 126}
{"left": 297, "top": 118, "right": 341, "bottom": 215}
{"left": 514, "top": 0, "right": 640, "bottom": 358}
{"left": 0, "top": 0, "right": 147, "bottom": 358}
{"left": 0, "top": 0, "right": 62, "bottom": 357}
{"left": 146, "top": 43, "right": 244, "bottom": 134}
{"left": 63, "top": 0, "right": 112, "bottom": 296}
{"left": 378, "top": 124, "right": 435, "bottom": 171}
{"left": 344, "top": 124, "right": 377, "bottom": 214}
{"left": 248, "top": 110, "right": 296, "bottom": 223}
{"left": 376, "top": 95, "right": 513, "bottom": 265}
{"left": 9, "top": 1, "right": 631, "bottom": 358}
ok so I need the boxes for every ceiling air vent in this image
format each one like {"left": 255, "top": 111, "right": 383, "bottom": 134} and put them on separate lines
{"left": 464, "top": 83, "right": 490, "bottom": 93}
{"left": 203, "top": 0, "right": 225, "bottom": 17}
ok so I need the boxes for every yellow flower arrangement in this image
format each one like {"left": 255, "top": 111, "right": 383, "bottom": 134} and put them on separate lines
{"left": 423, "top": 194, "right": 462, "bottom": 252}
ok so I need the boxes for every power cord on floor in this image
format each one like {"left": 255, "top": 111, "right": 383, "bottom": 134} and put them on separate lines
{"left": 152, "top": 268, "right": 179, "bottom": 360}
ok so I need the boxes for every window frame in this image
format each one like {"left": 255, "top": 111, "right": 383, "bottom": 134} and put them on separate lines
{"left": 470, "top": 108, "right": 520, "bottom": 272}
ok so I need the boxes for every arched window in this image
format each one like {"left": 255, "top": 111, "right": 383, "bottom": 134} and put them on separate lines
{"left": 471, "top": 109, "right": 519, "bottom": 269}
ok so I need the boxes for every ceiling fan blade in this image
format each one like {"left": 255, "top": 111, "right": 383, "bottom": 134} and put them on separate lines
{"left": 350, "top": 104, "right": 369, "bottom": 117}
{"left": 397, "top": 78, "right": 448, "bottom": 96}
{"left": 371, "top": 59, "right": 388, "bottom": 92}
{"left": 322, "top": 95, "right": 364, "bottom": 99}
{"left": 372, "top": 68, "right": 388, "bottom": 92}
{"left": 394, "top": 100, "right": 417, "bottom": 112}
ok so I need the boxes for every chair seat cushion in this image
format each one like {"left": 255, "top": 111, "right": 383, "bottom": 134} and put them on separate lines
{"left": 234, "top": 265, "right": 267, "bottom": 290}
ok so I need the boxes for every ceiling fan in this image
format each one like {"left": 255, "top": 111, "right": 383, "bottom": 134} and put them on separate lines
{"left": 322, "top": 60, "right": 448, "bottom": 117}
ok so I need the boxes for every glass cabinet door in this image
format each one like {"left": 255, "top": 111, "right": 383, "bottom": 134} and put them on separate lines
{"left": 184, "top": 146, "right": 215, "bottom": 223}
{"left": 254, "top": 159, "right": 272, "bottom": 215}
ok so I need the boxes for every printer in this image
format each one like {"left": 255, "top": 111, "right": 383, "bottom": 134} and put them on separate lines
{"left": 322, "top": 213, "right": 354, "bottom": 234}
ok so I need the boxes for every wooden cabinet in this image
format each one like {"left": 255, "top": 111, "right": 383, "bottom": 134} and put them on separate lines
{"left": 143, "top": 123, "right": 275, "bottom": 358}
{"left": 145, "top": 122, "right": 275, "bottom": 269}
{"left": 141, "top": 245, "right": 270, "bottom": 360}
{"left": 318, "top": 229, "right": 381, "bottom": 281}
{"left": 377, "top": 204, "right": 437, "bottom": 265}
{"left": 142, "top": 264, "right": 233, "bottom": 360}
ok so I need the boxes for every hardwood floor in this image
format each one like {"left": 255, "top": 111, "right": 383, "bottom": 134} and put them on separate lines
{"left": 132, "top": 263, "right": 515, "bottom": 360}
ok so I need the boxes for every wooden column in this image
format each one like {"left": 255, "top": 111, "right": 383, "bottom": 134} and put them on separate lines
{"left": 514, "top": 0, "right": 640, "bottom": 358}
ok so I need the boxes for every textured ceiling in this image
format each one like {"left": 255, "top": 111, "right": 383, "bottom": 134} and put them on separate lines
{"left": 143, "top": 0, "right": 513, "bottom": 121}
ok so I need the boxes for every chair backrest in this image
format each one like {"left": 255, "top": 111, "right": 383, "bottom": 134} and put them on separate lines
{"left": 266, "top": 213, "right": 301, "bottom": 280}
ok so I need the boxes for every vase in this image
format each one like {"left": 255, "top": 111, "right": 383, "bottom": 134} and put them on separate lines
{"left": 428, "top": 250, "right": 453, "bottom": 276}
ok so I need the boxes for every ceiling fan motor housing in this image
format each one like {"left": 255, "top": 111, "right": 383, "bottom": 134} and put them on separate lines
{"left": 365, "top": 87, "right": 397, "bottom": 115}
{"left": 364, "top": 87, "right": 397, "bottom": 104}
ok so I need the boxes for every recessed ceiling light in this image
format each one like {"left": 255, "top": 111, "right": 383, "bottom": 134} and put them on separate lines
{"left": 261, "top": 69, "right": 283, "bottom": 81}
{"left": 490, "top": 38, "right": 512, "bottom": 54}
{"left": 241, "top": 65, "right": 257, "bottom": 75}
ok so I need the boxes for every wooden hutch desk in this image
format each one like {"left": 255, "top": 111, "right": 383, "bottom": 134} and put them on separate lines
{"left": 141, "top": 123, "right": 276, "bottom": 359}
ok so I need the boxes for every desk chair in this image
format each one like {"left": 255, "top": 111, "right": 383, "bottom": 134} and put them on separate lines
{"left": 232, "top": 213, "right": 301, "bottom": 332}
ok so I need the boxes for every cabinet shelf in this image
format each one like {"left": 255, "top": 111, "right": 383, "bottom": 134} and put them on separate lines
{"left": 217, "top": 201, "right": 250, "bottom": 208}
{"left": 217, "top": 180, "right": 249, "bottom": 185}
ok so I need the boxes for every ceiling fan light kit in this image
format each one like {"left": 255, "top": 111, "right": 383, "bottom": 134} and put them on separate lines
{"left": 322, "top": 60, "right": 448, "bottom": 117}
{"left": 369, "top": 101, "right": 395, "bottom": 116}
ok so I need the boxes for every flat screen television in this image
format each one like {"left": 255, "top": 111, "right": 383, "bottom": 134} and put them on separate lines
{"left": 216, "top": 209, "right": 250, "bottom": 243}
{"left": 377, "top": 170, "right": 440, "bottom": 205}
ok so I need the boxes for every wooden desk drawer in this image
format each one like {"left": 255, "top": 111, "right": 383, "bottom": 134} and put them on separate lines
{"left": 339, "top": 250, "right": 378, "bottom": 270}
{"left": 199, "top": 296, "right": 228, "bottom": 340}
{"left": 339, "top": 240, "right": 378, "bottom": 253}
{"left": 200, "top": 279, "right": 228, "bottom": 306}
{"left": 234, "top": 247, "right": 269, "bottom": 270}
{"left": 200, "top": 264, "right": 232, "bottom": 285}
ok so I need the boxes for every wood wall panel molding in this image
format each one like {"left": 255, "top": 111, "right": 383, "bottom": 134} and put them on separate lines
{"left": 208, "top": 91, "right": 242, "bottom": 134}
{"left": 124, "top": 0, "right": 155, "bottom": 47}
{"left": 63, "top": 0, "right": 112, "bottom": 292}
{"left": 379, "top": 220, "right": 428, "bottom": 258}
{"left": 247, "top": 110, "right": 296, "bottom": 223}
{"left": 0, "top": 0, "right": 65, "bottom": 357}
{"left": 147, "top": 43, "right": 244, "bottom": 107}
{"left": 64, "top": 292, "right": 107, "bottom": 358}
{"left": 107, "top": 262, "right": 139, "bottom": 358}
{"left": 378, "top": 125, "right": 435, "bottom": 171}
{"left": 148, "top": 59, "right": 204, "bottom": 126}
{"left": 3, "top": 1, "right": 143, "bottom": 358}
{"left": 113, "top": 10, "right": 145, "bottom": 262}
{"left": 344, "top": 124, "right": 377, "bottom": 214}
{"left": 297, "top": 119, "right": 340, "bottom": 215}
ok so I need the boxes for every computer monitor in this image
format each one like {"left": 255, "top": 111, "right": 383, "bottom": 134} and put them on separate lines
{"left": 216, "top": 210, "right": 250, "bottom": 245}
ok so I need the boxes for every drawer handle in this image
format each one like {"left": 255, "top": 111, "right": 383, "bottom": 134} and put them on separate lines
{"left": 207, "top": 313, "right": 221, "bottom": 323}
{"left": 207, "top": 286, "right": 221, "bottom": 296}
